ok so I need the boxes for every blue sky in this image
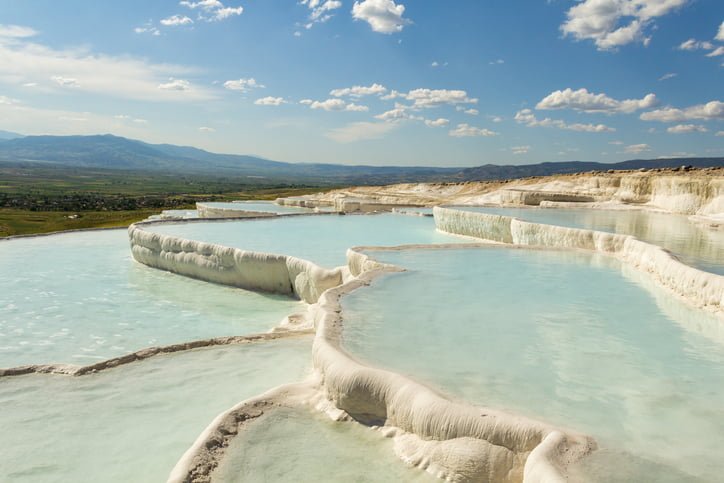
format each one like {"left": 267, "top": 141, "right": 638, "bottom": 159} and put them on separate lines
{"left": 0, "top": 0, "right": 722, "bottom": 166}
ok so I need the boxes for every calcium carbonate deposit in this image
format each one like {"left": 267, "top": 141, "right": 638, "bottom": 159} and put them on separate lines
{"left": 3, "top": 173, "right": 724, "bottom": 483}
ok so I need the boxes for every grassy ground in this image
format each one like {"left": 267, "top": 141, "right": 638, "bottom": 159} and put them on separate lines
{"left": 0, "top": 209, "right": 165, "bottom": 237}
{"left": 0, "top": 165, "right": 331, "bottom": 237}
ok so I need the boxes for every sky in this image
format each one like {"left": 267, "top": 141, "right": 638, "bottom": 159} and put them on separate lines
{"left": 0, "top": 0, "right": 722, "bottom": 167}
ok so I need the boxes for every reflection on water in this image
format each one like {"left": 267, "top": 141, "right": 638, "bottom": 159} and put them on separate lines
{"left": 457, "top": 206, "right": 724, "bottom": 275}
{"left": 0, "top": 340, "right": 311, "bottom": 483}
{"left": 151, "top": 213, "right": 467, "bottom": 268}
{"left": 215, "top": 408, "right": 433, "bottom": 482}
{"left": 342, "top": 247, "right": 724, "bottom": 481}
{"left": 0, "top": 230, "right": 302, "bottom": 366}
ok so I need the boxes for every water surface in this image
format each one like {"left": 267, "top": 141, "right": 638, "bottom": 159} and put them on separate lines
{"left": 0, "top": 230, "right": 302, "bottom": 367}
{"left": 342, "top": 247, "right": 724, "bottom": 481}
{"left": 214, "top": 407, "right": 433, "bottom": 482}
{"left": 455, "top": 206, "right": 724, "bottom": 274}
{"left": 0, "top": 339, "right": 312, "bottom": 483}
{"left": 150, "top": 213, "right": 467, "bottom": 268}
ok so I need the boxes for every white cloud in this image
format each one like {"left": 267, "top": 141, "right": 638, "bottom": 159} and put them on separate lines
{"left": 380, "top": 89, "right": 402, "bottom": 100}
{"left": 374, "top": 103, "right": 423, "bottom": 122}
{"left": 0, "top": 34, "right": 213, "bottom": 101}
{"left": 624, "top": 143, "right": 651, "bottom": 154}
{"left": 666, "top": 124, "right": 708, "bottom": 133}
{"left": 560, "top": 0, "right": 687, "bottom": 50}
{"left": 306, "top": 98, "right": 347, "bottom": 111}
{"left": 115, "top": 114, "right": 149, "bottom": 124}
{"left": 706, "top": 46, "right": 724, "bottom": 57}
{"left": 678, "top": 38, "right": 714, "bottom": 51}
{"left": 301, "top": 0, "right": 342, "bottom": 27}
{"left": 424, "top": 118, "right": 449, "bottom": 128}
{"left": 717, "top": 21, "right": 724, "bottom": 42}
{"left": 352, "top": 0, "right": 411, "bottom": 34}
{"left": 404, "top": 88, "right": 477, "bottom": 109}
{"left": 345, "top": 103, "right": 369, "bottom": 112}
{"left": 640, "top": 101, "right": 724, "bottom": 122}
{"left": 223, "top": 78, "right": 265, "bottom": 92}
{"left": 326, "top": 121, "right": 398, "bottom": 142}
{"left": 489, "top": 59, "right": 504, "bottom": 65}
{"left": 330, "top": 83, "right": 387, "bottom": 97}
{"left": 489, "top": 115, "right": 503, "bottom": 123}
{"left": 254, "top": 96, "right": 286, "bottom": 106}
{"left": 716, "top": 131, "right": 724, "bottom": 137}
{"left": 511, "top": 145, "right": 530, "bottom": 155}
{"left": 158, "top": 78, "right": 191, "bottom": 91}
{"left": 536, "top": 88, "right": 657, "bottom": 114}
{"left": 609, "top": 140, "right": 624, "bottom": 145}
{"left": 133, "top": 118, "right": 148, "bottom": 124}
{"left": 199, "top": 126, "right": 215, "bottom": 132}
{"left": 449, "top": 123, "right": 498, "bottom": 138}
{"left": 160, "top": 15, "right": 194, "bottom": 26}
{"left": 135, "top": 26, "right": 161, "bottom": 36}
{"left": 0, "top": 24, "right": 38, "bottom": 38}
{"left": 181, "top": 0, "right": 223, "bottom": 9}
{"left": 658, "top": 72, "right": 677, "bottom": 81}
{"left": 179, "top": 0, "right": 243, "bottom": 22}
{"left": 515, "top": 108, "right": 615, "bottom": 132}
{"left": 302, "top": 98, "right": 367, "bottom": 111}
{"left": 464, "top": 108, "right": 479, "bottom": 116}
{"left": 0, "top": 96, "right": 18, "bottom": 105}
{"left": 51, "top": 75, "right": 79, "bottom": 88}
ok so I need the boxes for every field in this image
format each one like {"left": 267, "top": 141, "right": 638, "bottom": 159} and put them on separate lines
{"left": 0, "top": 164, "right": 329, "bottom": 237}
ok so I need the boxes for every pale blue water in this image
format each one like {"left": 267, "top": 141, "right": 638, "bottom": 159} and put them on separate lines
{"left": 0, "top": 230, "right": 302, "bottom": 367}
{"left": 455, "top": 206, "right": 724, "bottom": 275}
{"left": 342, "top": 247, "right": 724, "bottom": 481}
{"left": 215, "top": 408, "right": 434, "bottom": 482}
{"left": 0, "top": 339, "right": 312, "bottom": 483}
{"left": 204, "top": 201, "right": 316, "bottom": 214}
{"left": 150, "top": 213, "right": 467, "bottom": 268}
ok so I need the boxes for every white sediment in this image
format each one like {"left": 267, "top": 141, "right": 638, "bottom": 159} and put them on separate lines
{"left": 196, "top": 202, "right": 279, "bottom": 219}
{"left": 310, "top": 260, "right": 596, "bottom": 482}
{"left": 434, "top": 206, "right": 724, "bottom": 314}
{"left": 128, "top": 221, "right": 343, "bottom": 304}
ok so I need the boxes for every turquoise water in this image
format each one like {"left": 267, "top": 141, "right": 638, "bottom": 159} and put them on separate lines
{"left": 214, "top": 408, "right": 434, "bottom": 482}
{"left": 0, "top": 230, "right": 302, "bottom": 367}
{"left": 0, "top": 339, "right": 312, "bottom": 483}
{"left": 456, "top": 206, "right": 724, "bottom": 275}
{"left": 149, "top": 213, "right": 467, "bottom": 268}
{"left": 204, "top": 201, "right": 316, "bottom": 214}
{"left": 341, "top": 247, "right": 724, "bottom": 481}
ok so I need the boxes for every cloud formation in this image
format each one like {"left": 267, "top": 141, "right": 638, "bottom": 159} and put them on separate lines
{"left": 224, "top": 78, "right": 265, "bottom": 92}
{"left": 640, "top": 101, "right": 724, "bottom": 122}
{"left": 515, "top": 109, "right": 615, "bottom": 132}
{"left": 449, "top": 123, "right": 498, "bottom": 137}
{"left": 352, "top": 0, "right": 410, "bottom": 34}
{"left": 536, "top": 88, "right": 657, "bottom": 114}
{"left": 560, "top": 0, "right": 687, "bottom": 50}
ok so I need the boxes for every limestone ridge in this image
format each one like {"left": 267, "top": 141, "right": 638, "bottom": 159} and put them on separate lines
{"left": 128, "top": 219, "right": 343, "bottom": 304}
{"left": 433, "top": 207, "right": 724, "bottom": 315}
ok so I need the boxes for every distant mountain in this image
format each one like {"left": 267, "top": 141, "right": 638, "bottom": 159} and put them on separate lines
{"left": 0, "top": 130, "right": 23, "bottom": 141}
{"left": 0, "top": 133, "right": 721, "bottom": 184}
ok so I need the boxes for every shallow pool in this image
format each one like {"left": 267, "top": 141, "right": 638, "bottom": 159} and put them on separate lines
{"left": 203, "top": 201, "right": 316, "bottom": 214}
{"left": 0, "top": 338, "right": 312, "bottom": 483}
{"left": 0, "top": 230, "right": 302, "bottom": 367}
{"left": 149, "top": 213, "right": 467, "bottom": 268}
{"left": 455, "top": 206, "right": 724, "bottom": 275}
{"left": 214, "top": 407, "right": 433, "bottom": 482}
{"left": 342, "top": 247, "right": 724, "bottom": 481}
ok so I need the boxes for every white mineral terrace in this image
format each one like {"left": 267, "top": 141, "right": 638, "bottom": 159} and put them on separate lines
{"left": 3, "top": 178, "right": 723, "bottom": 482}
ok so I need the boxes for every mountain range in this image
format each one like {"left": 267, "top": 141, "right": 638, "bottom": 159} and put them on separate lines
{"left": 0, "top": 133, "right": 721, "bottom": 184}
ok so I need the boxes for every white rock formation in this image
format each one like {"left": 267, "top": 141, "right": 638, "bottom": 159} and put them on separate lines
{"left": 434, "top": 207, "right": 724, "bottom": 315}
{"left": 128, "top": 222, "right": 343, "bottom": 303}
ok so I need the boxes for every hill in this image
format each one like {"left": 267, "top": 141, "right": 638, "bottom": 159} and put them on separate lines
{"left": 0, "top": 133, "right": 721, "bottom": 184}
